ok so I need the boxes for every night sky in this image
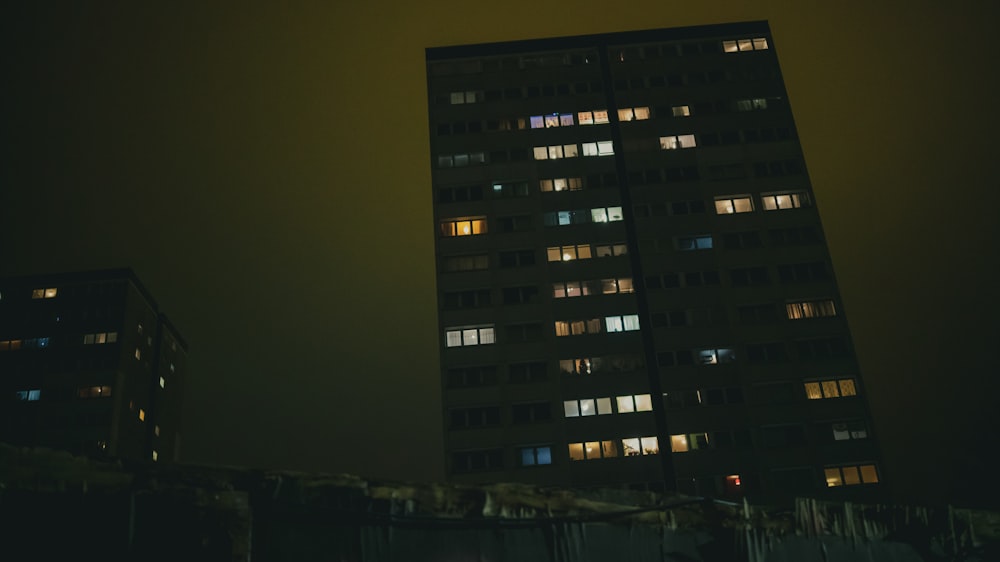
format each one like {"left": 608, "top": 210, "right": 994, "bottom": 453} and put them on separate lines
{"left": 2, "top": 2, "right": 998, "bottom": 507}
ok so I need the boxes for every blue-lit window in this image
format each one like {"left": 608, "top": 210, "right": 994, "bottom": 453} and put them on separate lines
{"left": 678, "top": 235, "right": 713, "bottom": 250}
{"left": 520, "top": 446, "right": 552, "bottom": 466}
{"left": 16, "top": 390, "right": 41, "bottom": 401}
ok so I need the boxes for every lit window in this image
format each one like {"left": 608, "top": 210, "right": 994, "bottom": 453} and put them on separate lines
{"left": 545, "top": 114, "right": 560, "bottom": 128}
{"left": 577, "top": 111, "right": 593, "bottom": 125}
{"left": 440, "top": 217, "right": 487, "bottom": 237}
{"left": 563, "top": 397, "right": 612, "bottom": 417}
{"left": 84, "top": 334, "right": 95, "bottom": 344}
{"left": 593, "top": 110, "right": 609, "bottom": 124}
{"left": 135, "top": 348, "right": 141, "bottom": 360}
{"left": 138, "top": 323, "right": 143, "bottom": 334}
{"left": 170, "top": 363, "right": 175, "bottom": 373}
{"left": 32, "top": 288, "right": 58, "bottom": 299}
{"left": 677, "top": 235, "right": 713, "bottom": 250}
{"left": 804, "top": 378, "right": 858, "bottom": 399}
{"left": 735, "top": 98, "right": 769, "bottom": 112}
{"left": 159, "top": 377, "right": 165, "bottom": 389}
{"left": 832, "top": 421, "right": 868, "bottom": 441}
{"left": 519, "top": 446, "right": 552, "bottom": 466}
{"left": 539, "top": 177, "right": 583, "bottom": 192}
{"left": 563, "top": 144, "right": 579, "bottom": 158}
{"left": 95, "top": 333, "right": 106, "bottom": 344}
{"left": 786, "top": 300, "right": 837, "bottom": 319}
{"left": 568, "top": 440, "right": 618, "bottom": 460}
{"left": 696, "top": 348, "right": 736, "bottom": 364}
{"left": 634, "top": 394, "right": 652, "bottom": 411}
{"left": 616, "top": 394, "right": 652, "bottom": 413}
{"left": 594, "top": 243, "right": 627, "bottom": 257}
{"left": 138, "top": 409, "right": 145, "bottom": 421}
{"left": 552, "top": 281, "right": 586, "bottom": 299}
{"left": 723, "top": 37, "right": 768, "bottom": 52}
{"left": 152, "top": 450, "right": 158, "bottom": 462}
{"left": 445, "top": 325, "right": 496, "bottom": 347}
{"left": 660, "top": 135, "right": 697, "bottom": 149}
{"left": 78, "top": 385, "right": 112, "bottom": 398}
{"left": 15, "top": 389, "right": 41, "bottom": 401}
{"left": 450, "top": 91, "right": 479, "bottom": 104}
{"left": 761, "top": 191, "right": 810, "bottom": 210}
{"left": 671, "top": 105, "right": 691, "bottom": 117}
{"left": 154, "top": 425, "right": 160, "bottom": 436}
{"left": 590, "top": 206, "right": 623, "bottom": 222}
{"left": 617, "top": 107, "right": 650, "bottom": 121}
{"left": 554, "top": 318, "right": 602, "bottom": 336}
{"left": 622, "top": 436, "right": 659, "bottom": 456}
{"left": 530, "top": 115, "right": 544, "bottom": 129}
{"left": 825, "top": 464, "right": 878, "bottom": 487}
{"left": 670, "top": 434, "right": 689, "bottom": 452}
{"left": 714, "top": 196, "right": 753, "bottom": 214}
{"left": 546, "top": 244, "right": 592, "bottom": 262}
{"left": 604, "top": 315, "right": 639, "bottom": 333}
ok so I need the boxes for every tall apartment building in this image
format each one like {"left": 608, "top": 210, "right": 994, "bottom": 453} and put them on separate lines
{"left": 427, "top": 21, "right": 882, "bottom": 503}
{"left": 0, "top": 268, "right": 186, "bottom": 464}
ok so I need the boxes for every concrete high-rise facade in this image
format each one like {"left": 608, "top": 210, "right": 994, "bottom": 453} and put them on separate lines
{"left": 427, "top": 21, "right": 881, "bottom": 503}
{"left": 0, "top": 268, "right": 186, "bottom": 464}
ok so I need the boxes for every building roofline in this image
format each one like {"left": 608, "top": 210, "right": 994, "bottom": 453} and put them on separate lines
{"left": 426, "top": 20, "right": 770, "bottom": 61}
{"left": 1, "top": 267, "right": 187, "bottom": 345}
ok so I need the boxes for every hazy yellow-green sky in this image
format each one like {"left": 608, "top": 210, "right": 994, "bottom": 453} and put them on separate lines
{"left": 2, "top": 1, "right": 998, "bottom": 506}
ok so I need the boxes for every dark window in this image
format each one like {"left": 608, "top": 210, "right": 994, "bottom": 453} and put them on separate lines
{"left": 505, "top": 323, "right": 543, "bottom": 342}
{"left": 452, "top": 449, "right": 503, "bottom": 474}
{"left": 651, "top": 310, "right": 687, "bottom": 328}
{"left": 450, "top": 406, "right": 501, "bottom": 429}
{"left": 498, "top": 250, "right": 535, "bottom": 268}
{"left": 796, "top": 338, "right": 848, "bottom": 360}
{"left": 502, "top": 286, "right": 539, "bottom": 305}
{"left": 746, "top": 342, "right": 786, "bottom": 363}
{"left": 769, "top": 226, "right": 822, "bottom": 246}
{"left": 442, "top": 289, "right": 491, "bottom": 310}
{"left": 497, "top": 215, "right": 532, "bottom": 232}
{"left": 437, "top": 185, "right": 483, "bottom": 203}
{"left": 657, "top": 349, "right": 693, "bottom": 367}
{"left": 446, "top": 365, "right": 499, "bottom": 388}
{"left": 738, "top": 304, "right": 777, "bottom": 324}
{"left": 441, "top": 254, "right": 489, "bottom": 272}
{"left": 509, "top": 148, "right": 529, "bottom": 161}
{"left": 767, "top": 468, "right": 815, "bottom": 494}
{"left": 749, "top": 382, "right": 796, "bottom": 405}
{"left": 723, "top": 231, "right": 762, "bottom": 249}
{"left": 761, "top": 425, "right": 808, "bottom": 448}
{"left": 511, "top": 402, "right": 551, "bottom": 424}
{"left": 671, "top": 200, "right": 706, "bottom": 215}
{"left": 509, "top": 361, "right": 546, "bottom": 384}
{"left": 777, "top": 262, "right": 830, "bottom": 283}
{"left": 730, "top": 266, "right": 770, "bottom": 286}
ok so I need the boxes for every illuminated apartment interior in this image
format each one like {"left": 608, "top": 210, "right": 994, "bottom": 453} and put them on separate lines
{"left": 0, "top": 269, "right": 186, "bottom": 465}
{"left": 427, "top": 21, "right": 882, "bottom": 503}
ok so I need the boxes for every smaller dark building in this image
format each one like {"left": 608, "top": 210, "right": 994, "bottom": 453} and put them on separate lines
{"left": 0, "top": 268, "right": 187, "bottom": 464}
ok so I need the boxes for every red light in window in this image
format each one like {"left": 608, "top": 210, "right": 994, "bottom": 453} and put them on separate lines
{"left": 726, "top": 474, "right": 741, "bottom": 487}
